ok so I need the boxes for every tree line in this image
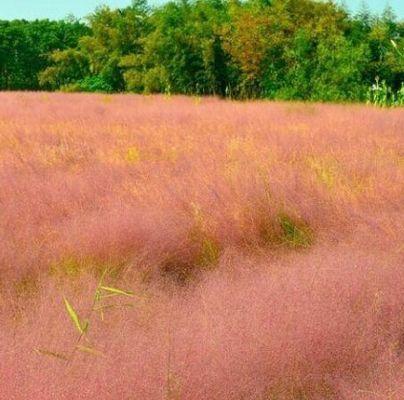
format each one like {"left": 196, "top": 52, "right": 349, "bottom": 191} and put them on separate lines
{"left": 1, "top": 0, "right": 403, "bottom": 102}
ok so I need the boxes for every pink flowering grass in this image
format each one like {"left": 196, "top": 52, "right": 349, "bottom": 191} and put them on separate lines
{"left": 0, "top": 93, "right": 403, "bottom": 399}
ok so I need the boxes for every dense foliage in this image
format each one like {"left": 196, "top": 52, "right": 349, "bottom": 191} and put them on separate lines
{"left": 1, "top": 0, "right": 403, "bottom": 101}
{"left": 0, "top": 18, "right": 89, "bottom": 90}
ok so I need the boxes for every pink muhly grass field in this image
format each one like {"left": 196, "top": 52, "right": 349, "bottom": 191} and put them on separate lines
{"left": 0, "top": 93, "right": 403, "bottom": 399}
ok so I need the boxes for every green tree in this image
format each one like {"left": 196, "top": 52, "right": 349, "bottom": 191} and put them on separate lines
{"left": 122, "top": 0, "right": 230, "bottom": 95}
{"left": 40, "top": 0, "right": 150, "bottom": 92}
{"left": 0, "top": 19, "right": 88, "bottom": 90}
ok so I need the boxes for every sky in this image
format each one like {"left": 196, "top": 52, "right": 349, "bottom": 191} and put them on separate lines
{"left": 0, "top": 0, "right": 402, "bottom": 21}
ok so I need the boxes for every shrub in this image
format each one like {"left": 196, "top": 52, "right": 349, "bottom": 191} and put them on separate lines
{"left": 367, "top": 78, "right": 404, "bottom": 107}
{"left": 61, "top": 76, "right": 113, "bottom": 93}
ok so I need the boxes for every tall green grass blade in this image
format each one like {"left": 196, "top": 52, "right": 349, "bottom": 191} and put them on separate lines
{"left": 99, "top": 286, "right": 134, "bottom": 297}
{"left": 99, "top": 293, "right": 121, "bottom": 299}
{"left": 63, "top": 297, "right": 84, "bottom": 334}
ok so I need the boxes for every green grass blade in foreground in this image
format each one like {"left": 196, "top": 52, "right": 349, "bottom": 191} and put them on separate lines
{"left": 99, "top": 286, "right": 134, "bottom": 297}
{"left": 63, "top": 297, "right": 85, "bottom": 334}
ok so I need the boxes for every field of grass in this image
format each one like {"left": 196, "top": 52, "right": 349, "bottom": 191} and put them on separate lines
{"left": 0, "top": 93, "right": 403, "bottom": 399}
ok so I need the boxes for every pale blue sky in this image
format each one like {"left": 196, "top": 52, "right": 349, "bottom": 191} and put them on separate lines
{"left": 0, "top": 0, "right": 402, "bottom": 21}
